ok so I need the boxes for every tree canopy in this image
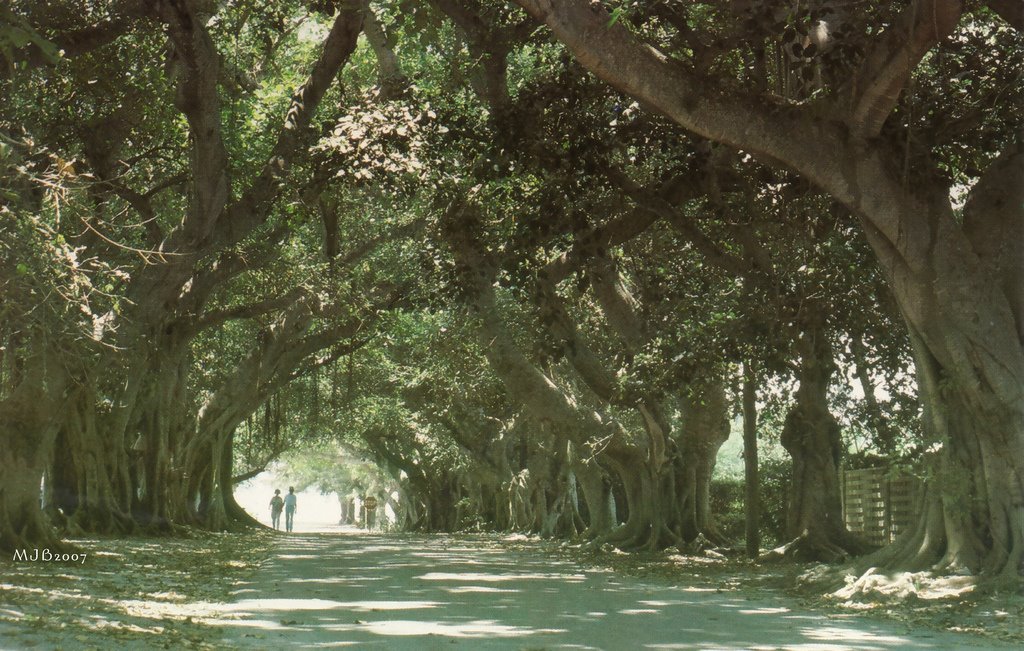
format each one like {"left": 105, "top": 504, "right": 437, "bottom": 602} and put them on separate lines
{"left": 1, "top": 0, "right": 1021, "bottom": 579}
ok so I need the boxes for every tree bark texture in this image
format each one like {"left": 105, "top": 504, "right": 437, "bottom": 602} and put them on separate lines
{"left": 779, "top": 324, "right": 867, "bottom": 562}
{"left": 678, "top": 374, "right": 732, "bottom": 545}
{"left": 743, "top": 363, "right": 761, "bottom": 558}
{"left": 0, "top": 345, "right": 67, "bottom": 551}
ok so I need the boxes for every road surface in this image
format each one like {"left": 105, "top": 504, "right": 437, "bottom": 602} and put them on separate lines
{"left": 209, "top": 528, "right": 1009, "bottom": 650}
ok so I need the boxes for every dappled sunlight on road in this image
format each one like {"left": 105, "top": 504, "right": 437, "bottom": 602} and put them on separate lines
{"left": 224, "top": 598, "right": 443, "bottom": 612}
{"left": 352, "top": 618, "right": 565, "bottom": 638}
{"left": 416, "top": 571, "right": 586, "bottom": 582}
{"left": 443, "top": 585, "right": 519, "bottom": 594}
{"left": 203, "top": 530, "right": 1011, "bottom": 650}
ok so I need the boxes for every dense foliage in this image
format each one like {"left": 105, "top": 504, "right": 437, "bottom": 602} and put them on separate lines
{"left": 1, "top": 0, "right": 1020, "bottom": 579}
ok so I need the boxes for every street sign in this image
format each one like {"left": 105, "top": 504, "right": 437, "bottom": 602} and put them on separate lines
{"left": 364, "top": 496, "right": 378, "bottom": 510}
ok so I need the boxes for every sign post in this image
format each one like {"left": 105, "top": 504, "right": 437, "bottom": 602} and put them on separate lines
{"left": 363, "top": 496, "right": 378, "bottom": 530}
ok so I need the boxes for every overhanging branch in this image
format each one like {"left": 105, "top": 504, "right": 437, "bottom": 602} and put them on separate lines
{"left": 222, "top": 2, "right": 364, "bottom": 247}
{"left": 847, "top": 0, "right": 962, "bottom": 138}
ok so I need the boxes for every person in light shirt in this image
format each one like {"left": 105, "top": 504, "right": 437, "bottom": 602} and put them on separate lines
{"left": 284, "top": 486, "right": 298, "bottom": 532}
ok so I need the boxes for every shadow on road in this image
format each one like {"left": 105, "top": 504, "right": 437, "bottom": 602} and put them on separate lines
{"left": 209, "top": 528, "right": 1005, "bottom": 650}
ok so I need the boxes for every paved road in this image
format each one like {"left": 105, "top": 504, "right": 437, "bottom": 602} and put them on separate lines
{"left": 210, "top": 528, "right": 1009, "bottom": 650}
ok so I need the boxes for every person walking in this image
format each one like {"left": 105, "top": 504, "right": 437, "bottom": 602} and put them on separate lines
{"left": 284, "top": 486, "right": 298, "bottom": 532}
{"left": 269, "top": 489, "right": 284, "bottom": 530}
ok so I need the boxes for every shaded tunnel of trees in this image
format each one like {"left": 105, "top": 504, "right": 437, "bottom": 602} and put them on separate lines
{"left": 1, "top": 0, "right": 1021, "bottom": 581}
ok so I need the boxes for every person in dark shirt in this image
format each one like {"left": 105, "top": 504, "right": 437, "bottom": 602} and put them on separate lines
{"left": 270, "top": 489, "right": 284, "bottom": 530}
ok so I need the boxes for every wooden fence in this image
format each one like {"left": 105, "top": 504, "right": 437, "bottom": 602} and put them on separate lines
{"left": 840, "top": 466, "right": 921, "bottom": 546}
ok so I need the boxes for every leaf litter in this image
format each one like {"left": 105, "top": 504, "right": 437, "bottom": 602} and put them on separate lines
{"left": 0, "top": 530, "right": 274, "bottom": 649}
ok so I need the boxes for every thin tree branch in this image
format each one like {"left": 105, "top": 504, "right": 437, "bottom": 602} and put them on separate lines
{"left": 847, "top": 0, "right": 962, "bottom": 138}
{"left": 222, "top": 2, "right": 364, "bottom": 247}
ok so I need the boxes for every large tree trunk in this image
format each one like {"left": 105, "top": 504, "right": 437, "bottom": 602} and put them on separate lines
{"left": 778, "top": 323, "right": 867, "bottom": 562}
{"left": 573, "top": 456, "right": 614, "bottom": 537}
{"left": 846, "top": 161, "right": 1024, "bottom": 576}
{"left": 598, "top": 442, "right": 678, "bottom": 551}
{"left": 48, "top": 340, "right": 150, "bottom": 535}
{"left": 395, "top": 481, "right": 421, "bottom": 529}
{"left": 600, "top": 450, "right": 650, "bottom": 547}
{"left": 0, "top": 444, "right": 62, "bottom": 551}
{"left": 220, "top": 433, "right": 266, "bottom": 530}
{"left": 507, "top": 469, "right": 532, "bottom": 532}
{"left": 526, "top": 435, "right": 584, "bottom": 538}
{"left": 130, "top": 335, "right": 195, "bottom": 530}
{"left": 677, "top": 374, "right": 732, "bottom": 546}
{"left": 58, "top": 384, "right": 135, "bottom": 535}
{"left": 743, "top": 363, "right": 761, "bottom": 558}
{"left": 863, "top": 325, "right": 1024, "bottom": 577}
{"left": 124, "top": 360, "right": 193, "bottom": 532}
{"left": 0, "top": 348, "right": 67, "bottom": 551}
{"left": 204, "top": 429, "right": 261, "bottom": 531}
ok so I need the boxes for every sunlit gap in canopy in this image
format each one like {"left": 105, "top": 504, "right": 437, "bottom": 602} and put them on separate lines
{"left": 234, "top": 464, "right": 397, "bottom": 533}
{"left": 234, "top": 465, "right": 346, "bottom": 532}
{"left": 232, "top": 444, "right": 399, "bottom": 533}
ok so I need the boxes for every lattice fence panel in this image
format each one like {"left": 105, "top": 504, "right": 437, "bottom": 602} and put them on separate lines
{"left": 840, "top": 466, "right": 921, "bottom": 545}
